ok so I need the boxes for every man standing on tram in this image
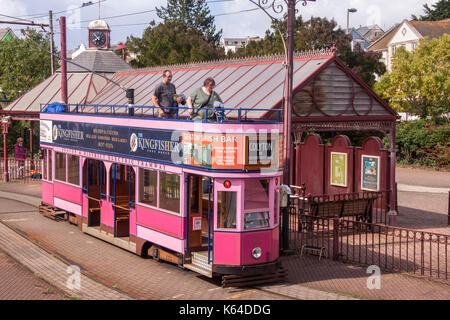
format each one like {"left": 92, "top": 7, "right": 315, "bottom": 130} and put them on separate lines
{"left": 152, "top": 70, "right": 183, "bottom": 119}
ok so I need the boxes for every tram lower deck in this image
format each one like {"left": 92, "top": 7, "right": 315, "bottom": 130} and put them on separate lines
{"left": 40, "top": 105, "right": 283, "bottom": 278}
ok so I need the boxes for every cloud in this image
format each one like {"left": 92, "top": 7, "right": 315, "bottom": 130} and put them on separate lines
{"left": 0, "top": 0, "right": 28, "bottom": 16}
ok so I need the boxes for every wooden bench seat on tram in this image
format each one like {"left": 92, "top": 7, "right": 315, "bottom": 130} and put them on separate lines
{"left": 114, "top": 203, "right": 130, "bottom": 237}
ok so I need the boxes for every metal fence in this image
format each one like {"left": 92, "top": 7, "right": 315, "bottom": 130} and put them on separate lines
{"left": 287, "top": 211, "right": 450, "bottom": 281}
{"left": 0, "top": 158, "right": 42, "bottom": 182}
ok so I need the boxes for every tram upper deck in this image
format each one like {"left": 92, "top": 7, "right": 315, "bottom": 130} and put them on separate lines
{"left": 40, "top": 103, "right": 283, "bottom": 174}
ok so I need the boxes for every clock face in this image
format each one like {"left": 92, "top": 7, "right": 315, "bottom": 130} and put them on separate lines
{"left": 90, "top": 31, "right": 106, "bottom": 47}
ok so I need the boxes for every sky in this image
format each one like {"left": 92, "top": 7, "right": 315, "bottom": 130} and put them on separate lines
{"left": 0, "top": 0, "right": 441, "bottom": 50}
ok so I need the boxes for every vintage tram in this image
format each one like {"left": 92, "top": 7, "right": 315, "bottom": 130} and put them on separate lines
{"left": 39, "top": 103, "right": 285, "bottom": 282}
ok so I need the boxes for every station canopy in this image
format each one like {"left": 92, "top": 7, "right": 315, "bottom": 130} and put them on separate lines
{"left": 90, "top": 49, "right": 397, "bottom": 121}
{"left": 2, "top": 48, "right": 397, "bottom": 123}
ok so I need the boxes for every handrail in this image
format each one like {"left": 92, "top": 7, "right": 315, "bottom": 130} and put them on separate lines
{"left": 40, "top": 103, "right": 282, "bottom": 124}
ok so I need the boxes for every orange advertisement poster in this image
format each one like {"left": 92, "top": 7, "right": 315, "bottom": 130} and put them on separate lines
{"left": 182, "top": 132, "right": 242, "bottom": 169}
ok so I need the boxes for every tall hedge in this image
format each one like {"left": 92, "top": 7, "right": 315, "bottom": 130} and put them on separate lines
{"left": 396, "top": 119, "right": 449, "bottom": 168}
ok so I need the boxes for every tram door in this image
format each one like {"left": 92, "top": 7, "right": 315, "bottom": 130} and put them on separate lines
{"left": 110, "top": 164, "right": 135, "bottom": 238}
{"left": 188, "top": 175, "right": 213, "bottom": 252}
{"left": 83, "top": 159, "right": 106, "bottom": 227}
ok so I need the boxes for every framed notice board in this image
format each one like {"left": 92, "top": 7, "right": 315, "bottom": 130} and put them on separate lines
{"left": 361, "top": 155, "right": 380, "bottom": 191}
{"left": 330, "top": 152, "right": 347, "bottom": 187}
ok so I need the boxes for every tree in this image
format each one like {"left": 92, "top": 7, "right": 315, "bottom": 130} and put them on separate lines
{"left": 156, "top": 0, "right": 222, "bottom": 47}
{"left": 0, "top": 28, "right": 53, "bottom": 102}
{"left": 126, "top": 20, "right": 225, "bottom": 68}
{"left": 412, "top": 0, "right": 450, "bottom": 21}
{"left": 229, "top": 16, "right": 386, "bottom": 87}
{"left": 374, "top": 35, "right": 450, "bottom": 118}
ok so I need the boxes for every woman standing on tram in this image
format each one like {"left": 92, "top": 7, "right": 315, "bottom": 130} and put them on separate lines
{"left": 187, "top": 77, "right": 223, "bottom": 121}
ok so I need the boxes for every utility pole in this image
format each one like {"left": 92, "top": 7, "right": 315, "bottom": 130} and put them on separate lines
{"left": 60, "top": 16, "right": 68, "bottom": 106}
{"left": 284, "top": 0, "right": 295, "bottom": 186}
{"left": 49, "top": 10, "right": 55, "bottom": 74}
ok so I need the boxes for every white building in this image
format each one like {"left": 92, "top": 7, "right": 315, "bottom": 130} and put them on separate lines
{"left": 368, "top": 19, "right": 450, "bottom": 72}
{"left": 221, "top": 36, "right": 261, "bottom": 54}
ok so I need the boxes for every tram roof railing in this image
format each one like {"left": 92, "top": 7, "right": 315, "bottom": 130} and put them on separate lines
{"left": 40, "top": 103, "right": 282, "bottom": 124}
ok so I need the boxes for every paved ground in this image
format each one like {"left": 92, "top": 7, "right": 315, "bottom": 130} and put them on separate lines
{"left": 0, "top": 166, "right": 448, "bottom": 300}
{"left": 396, "top": 167, "right": 450, "bottom": 189}
{"left": 0, "top": 248, "right": 66, "bottom": 300}
{"left": 0, "top": 198, "right": 352, "bottom": 300}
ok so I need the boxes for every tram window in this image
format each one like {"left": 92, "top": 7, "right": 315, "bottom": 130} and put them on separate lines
{"left": 139, "top": 168, "right": 157, "bottom": 207}
{"left": 48, "top": 151, "right": 52, "bottom": 181}
{"left": 55, "top": 152, "right": 66, "bottom": 182}
{"left": 159, "top": 172, "right": 180, "bottom": 214}
{"left": 42, "top": 150, "right": 47, "bottom": 180}
{"left": 67, "top": 155, "right": 80, "bottom": 185}
{"left": 217, "top": 191, "right": 237, "bottom": 229}
{"left": 244, "top": 179, "right": 270, "bottom": 210}
{"left": 244, "top": 211, "right": 270, "bottom": 230}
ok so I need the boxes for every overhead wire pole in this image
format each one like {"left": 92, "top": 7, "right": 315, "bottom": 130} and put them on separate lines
{"left": 248, "top": 0, "right": 316, "bottom": 251}
{"left": 49, "top": 10, "right": 55, "bottom": 74}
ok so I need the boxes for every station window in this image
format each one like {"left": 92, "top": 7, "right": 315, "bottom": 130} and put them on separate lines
{"left": 217, "top": 191, "right": 237, "bottom": 229}
{"left": 159, "top": 172, "right": 180, "bottom": 214}
{"left": 55, "top": 152, "right": 66, "bottom": 182}
{"left": 67, "top": 155, "right": 79, "bottom": 185}
{"left": 139, "top": 168, "right": 157, "bottom": 207}
{"left": 42, "top": 150, "right": 48, "bottom": 180}
{"left": 244, "top": 179, "right": 270, "bottom": 210}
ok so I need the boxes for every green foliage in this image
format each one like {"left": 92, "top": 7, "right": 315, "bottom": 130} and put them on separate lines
{"left": 156, "top": 0, "right": 222, "bottom": 47}
{"left": 395, "top": 119, "right": 449, "bottom": 168}
{"left": 0, "top": 28, "right": 54, "bottom": 102}
{"left": 229, "top": 16, "right": 386, "bottom": 87}
{"left": 126, "top": 20, "right": 224, "bottom": 68}
{"left": 412, "top": 0, "right": 450, "bottom": 21}
{"left": 374, "top": 35, "right": 450, "bottom": 118}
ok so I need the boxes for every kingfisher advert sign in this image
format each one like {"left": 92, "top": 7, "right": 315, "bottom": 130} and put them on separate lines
{"left": 47, "top": 121, "right": 182, "bottom": 164}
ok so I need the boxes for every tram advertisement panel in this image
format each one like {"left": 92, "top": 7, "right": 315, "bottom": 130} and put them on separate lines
{"left": 182, "top": 132, "right": 242, "bottom": 169}
{"left": 49, "top": 121, "right": 182, "bottom": 164}
{"left": 47, "top": 121, "right": 278, "bottom": 171}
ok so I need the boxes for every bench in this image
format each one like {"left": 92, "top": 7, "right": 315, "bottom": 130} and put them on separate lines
{"left": 300, "top": 245, "right": 327, "bottom": 260}
{"left": 309, "top": 197, "right": 375, "bottom": 222}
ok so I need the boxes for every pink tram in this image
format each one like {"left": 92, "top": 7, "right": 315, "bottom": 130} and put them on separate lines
{"left": 39, "top": 103, "right": 284, "bottom": 280}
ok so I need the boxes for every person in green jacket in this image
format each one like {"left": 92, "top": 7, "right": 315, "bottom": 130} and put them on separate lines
{"left": 187, "top": 77, "right": 223, "bottom": 121}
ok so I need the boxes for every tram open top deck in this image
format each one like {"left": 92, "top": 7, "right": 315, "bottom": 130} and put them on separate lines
{"left": 39, "top": 103, "right": 284, "bottom": 175}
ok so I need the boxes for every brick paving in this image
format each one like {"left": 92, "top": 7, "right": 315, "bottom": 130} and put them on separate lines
{"left": 0, "top": 249, "right": 66, "bottom": 300}
{"left": 0, "top": 215, "right": 132, "bottom": 300}
{"left": 280, "top": 254, "right": 450, "bottom": 300}
{"left": 0, "top": 176, "right": 448, "bottom": 300}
